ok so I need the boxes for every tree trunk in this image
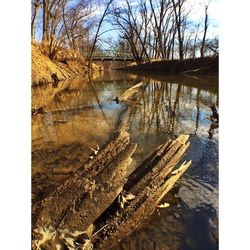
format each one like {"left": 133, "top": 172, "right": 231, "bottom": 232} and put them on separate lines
{"left": 88, "top": 0, "right": 114, "bottom": 68}
{"left": 172, "top": 0, "right": 184, "bottom": 60}
{"left": 200, "top": 5, "right": 208, "bottom": 58}
{"left": 42, "top": 0, "right": 48, "bottom": 44}
{"left": 32, "top": 129, "right": 137, "bottom": 249}
{"left": 93, "top": 135, "right": 191, "bottom": 250}
{"left": 32, "top": 132, "right": 191, "bottom": 250}
{"left": 31, "top": 0, "right": 41, "bottom": 40}
{"left": 118, "top": 82, "right": 143, "bottom": 102}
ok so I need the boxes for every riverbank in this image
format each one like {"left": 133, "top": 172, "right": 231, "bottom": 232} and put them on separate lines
{"left": 119, "top": 57, "right": 218, "bottom": 76}
{"left": 32, "top": 43, "right": 103, "bottom": 86}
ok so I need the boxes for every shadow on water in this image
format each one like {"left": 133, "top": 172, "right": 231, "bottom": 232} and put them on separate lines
{"left": 32, "top": 71, "right": 218, "bottom": 249}
{"left": 180, "top": 204, "right": 218, "bottom": 250}
{"left": 114, "top": 201, "right": 218, "bottom": 250}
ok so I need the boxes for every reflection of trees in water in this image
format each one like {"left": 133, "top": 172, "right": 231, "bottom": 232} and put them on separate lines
{"left": 124, "top": 81, "right": 218, "bottom": 145}
{"left": 89, "top": 79, "right": 110, "bottom": 128}
{"left": 194, "top": 89, "right": 200, "bottom": 135}
{"left": 125, "top": 82, "right": 199, "bottom": 138}
{"left": 125, "top": 82, "right": 179, "bottom": 138}
{"left": 33, "top": 79, "right": 127, "bottom": 148}
{"left": 33, "top": 79, "right": 218, "bottom": 149}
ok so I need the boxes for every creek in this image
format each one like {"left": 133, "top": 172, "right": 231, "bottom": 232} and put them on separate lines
{"left": 32, "top": 70, "right": 218, "bottom": 250}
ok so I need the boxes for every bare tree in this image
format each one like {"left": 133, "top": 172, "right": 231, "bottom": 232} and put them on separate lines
{"left": 31, "top": 0, "right": 41, "bottom": 40}
{"left": 41, "top": 0, "right": 64, "bottom": 46}
{"left": 206, "top": 37, "right": 219, "bottom": 56}
{"left": 62, "top": 0, "right": 93, "bottom": 50}
{"left": 88, "top": 0, "right": 114, "bottom": 68}
{"left": 110, "top": 0, "right": 152, "bottom": 63}
{"left": 200, "top": 4, "right": 208, "bottom": 57}
{"left": 110, "top": 8, "right": 142, "bottom": 63}
{"left": 32, "top": 0, "right": 217, "bottom": 62}
{"left": 171, "top": 0, "right": 186, "bottom": 60}
{"left": 149, "top": 0, "right": 172, "bottom": 59}
{"left": 192, "top": 23, "right": 200, "bottom": 58}
{"left": 42, "top": 0, "right": 48, "bottom": 44}
{"left": 34, "top": 0, "right": 96, "bottom": 58}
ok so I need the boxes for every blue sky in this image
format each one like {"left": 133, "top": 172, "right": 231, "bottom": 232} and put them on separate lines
{"left": 34, "top": 0, "right": 219, "bottom": 46}
{"left": 97, "top": 0, "right": 219, "bottom": 49}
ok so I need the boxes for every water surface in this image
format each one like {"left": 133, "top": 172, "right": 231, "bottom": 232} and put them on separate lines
{"left": 32, "top": 71, "right": 218, "bottom": 249}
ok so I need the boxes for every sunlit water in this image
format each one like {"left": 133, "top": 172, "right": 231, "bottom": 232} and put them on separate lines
{"left": 32, "top": 71, "right": 218, "bottom": 250}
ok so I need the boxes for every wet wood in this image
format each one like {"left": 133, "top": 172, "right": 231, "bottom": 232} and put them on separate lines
{"left": 210, "top": 104, "right": 219, "bottom": 122}
{"left": 118, "top": 82, "right": 143, "bottom": 102}
{"left": 92, "top": 135, "right": 191, "bottom": 250}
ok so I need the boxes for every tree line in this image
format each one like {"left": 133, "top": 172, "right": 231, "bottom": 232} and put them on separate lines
{"left": 31, "top": 0, "right": 218, "bottom": 62}
{"left": 32, "top": 0, "right": 99, "bottom": 59}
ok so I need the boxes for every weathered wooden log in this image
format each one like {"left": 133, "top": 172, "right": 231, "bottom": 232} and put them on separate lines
{"left": 117, "top": 82, "right": 143, "bottom": 102}
{"left": 32, "top": 133, "right": 191, "bottom": 250}
{"left": 92, "top": 135, "right": 191, "bottom": 250}
{"left": 32, "top": 129, "right": 137, "bottom": 250}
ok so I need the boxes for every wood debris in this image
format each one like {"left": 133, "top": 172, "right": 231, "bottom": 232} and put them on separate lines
{"left": 117, "top": 82, "right": 143, "bottom": 102}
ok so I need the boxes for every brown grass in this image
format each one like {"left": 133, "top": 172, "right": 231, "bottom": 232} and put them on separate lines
{"left": 32, "top": 43, "right": 104, "bottom": 86}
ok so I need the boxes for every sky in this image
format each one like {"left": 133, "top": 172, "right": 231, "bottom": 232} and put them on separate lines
{"left": 98, "top": 0, "right": 219, "bottom": 49}
{"left": 33, "top": 0, "right": 219, "bottom": 46}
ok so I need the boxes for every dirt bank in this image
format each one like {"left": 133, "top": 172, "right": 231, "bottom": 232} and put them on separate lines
{"left": 120, "top": 57, "right": 218, "bottom": 76}
{"left": 32, "top": 43, "right": 103, "bottom": 86}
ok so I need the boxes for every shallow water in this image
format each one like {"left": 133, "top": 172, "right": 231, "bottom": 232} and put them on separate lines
{"left": 32, "top": 71, "right": 218, "bottom": 249}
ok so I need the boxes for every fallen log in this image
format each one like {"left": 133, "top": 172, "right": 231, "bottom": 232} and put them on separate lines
{"left": 116, "top": 82, "right": 143, "bottom": 103}
{"left": 32, "top": 133, "right": 191, "bottom": 250}
{"left": 92, "top": 135, "right": 191, "bottom": 250}
{"left": 32, "top": 129, "right": 137, "bottom": 250}
{"left": 180, "top": 66, "right": 212, "bottom": 75}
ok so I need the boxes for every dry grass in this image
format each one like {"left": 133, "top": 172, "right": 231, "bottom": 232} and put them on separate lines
{"left": 32, "top": 43, "right": 103, "bottom": 86}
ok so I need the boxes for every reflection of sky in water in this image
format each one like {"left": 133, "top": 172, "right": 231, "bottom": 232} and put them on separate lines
{"left": 32, "top": 72, "right": 218, "bottom": 249}
{"left": 115, "top": 79, "right": 218, "bottom": 249}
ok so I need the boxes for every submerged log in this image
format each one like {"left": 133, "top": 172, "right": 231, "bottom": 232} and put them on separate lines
{"left": 210, "top": 104, "right": 219, "bottom": 122}
{"left": 116, "top": 82, "right": 143, "bottom": 102}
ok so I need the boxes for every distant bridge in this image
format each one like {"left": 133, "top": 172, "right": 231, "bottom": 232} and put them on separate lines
{"left": 86, "top": 50, "right": 135, "bottom": 62}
